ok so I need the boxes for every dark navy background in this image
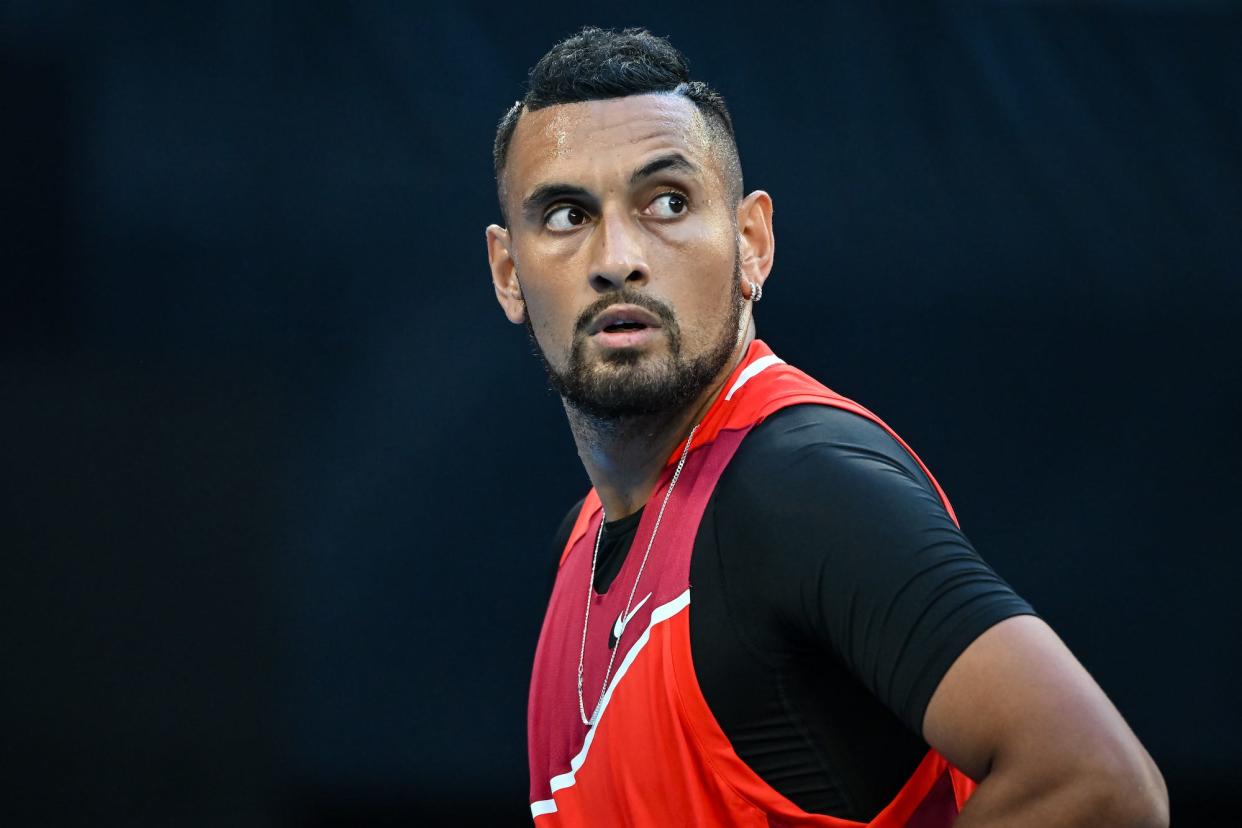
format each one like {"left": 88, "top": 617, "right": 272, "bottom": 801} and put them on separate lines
{"left": 4, "top": 2, "right": 1239, "bottom": 825}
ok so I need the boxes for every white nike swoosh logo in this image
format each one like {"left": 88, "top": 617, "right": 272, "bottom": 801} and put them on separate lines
{"left": 613, "top": 592, "right": 653, "bottom": 642}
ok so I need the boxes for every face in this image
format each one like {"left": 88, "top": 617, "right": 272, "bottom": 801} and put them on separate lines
{"left": 489, "top": 93, "right": 748, "bottom": 420}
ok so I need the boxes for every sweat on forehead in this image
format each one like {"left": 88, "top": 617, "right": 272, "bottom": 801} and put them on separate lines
{"left": 500, "top": 93, "right": 739, "bottom": 220}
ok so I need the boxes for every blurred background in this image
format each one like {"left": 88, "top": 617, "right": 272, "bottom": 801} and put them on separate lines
{"left": 4, "top": 1, "right": 1239, "bottom": 825}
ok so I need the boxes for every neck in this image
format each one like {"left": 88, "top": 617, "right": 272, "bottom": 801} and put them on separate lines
{"left": 565, "top": 329, "right": 755, "bottom": 521}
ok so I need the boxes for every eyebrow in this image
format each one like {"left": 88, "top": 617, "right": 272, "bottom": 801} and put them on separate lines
{"left": 630, "top": 152, "right": 700, "bottom": 185}
{"left": 521, "top": 184, "right": 595, "bottom": 223}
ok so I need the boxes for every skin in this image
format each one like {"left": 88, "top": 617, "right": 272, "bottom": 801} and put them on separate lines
{"left": 486, "top": 92, "right": 1168, "bottom": 827}
{"left": 925, "top": 616, "right": 1168, "bottom": 827}
{"left": 486, "top": 93, "right": 774, "bottom": 520}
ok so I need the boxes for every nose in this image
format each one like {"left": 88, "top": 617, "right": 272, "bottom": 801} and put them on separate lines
{"left": 588, "top": 209, "right": 650, "bottom": 293}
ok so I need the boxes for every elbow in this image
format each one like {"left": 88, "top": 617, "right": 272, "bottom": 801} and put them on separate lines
{"left": 1088, "top": 748, "right": 1169, "bottom": 828}
{"left": 1098, "top": 784, "right": 1168, "bottom": 828}
{"left": 1131, "top": 759, "right": 1170, "bottom": 828}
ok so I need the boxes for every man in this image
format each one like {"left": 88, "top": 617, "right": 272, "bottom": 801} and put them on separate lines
{"left": 485, "top": 27, "right": 1168, "bottom": 827}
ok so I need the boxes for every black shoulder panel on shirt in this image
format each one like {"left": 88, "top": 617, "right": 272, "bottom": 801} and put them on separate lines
{"left": 689, "top": 403, "right": 1037, "bottom": 819}
{"left": 713, "top": 402, "right": 1036, "bottom": 733}
{"left": 547, "top": 496, "right": 585, "bottom": 596}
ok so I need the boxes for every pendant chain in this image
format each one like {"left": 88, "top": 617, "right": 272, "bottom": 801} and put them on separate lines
{"left": 576, "top": 423, "right": 701, "bottom": 726}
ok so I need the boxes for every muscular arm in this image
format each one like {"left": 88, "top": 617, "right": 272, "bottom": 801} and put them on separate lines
{"left": 924, "top": 616, "right": 1169, "bottom": 827}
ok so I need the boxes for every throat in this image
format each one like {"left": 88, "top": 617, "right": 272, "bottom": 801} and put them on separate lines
{"left": 569, "top": 408, "right": 683, "bottom": 515}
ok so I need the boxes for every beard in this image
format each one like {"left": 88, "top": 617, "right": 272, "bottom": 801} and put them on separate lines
{"left": 525, "top": 253, "right": 745, "bottom": 421}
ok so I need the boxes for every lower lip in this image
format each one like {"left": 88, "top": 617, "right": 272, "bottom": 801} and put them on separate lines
{"left": 591, "top": 327, "right": 662, "bottom": 349}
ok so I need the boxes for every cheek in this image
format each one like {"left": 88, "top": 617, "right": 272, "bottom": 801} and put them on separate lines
{"left": 514, "top": 249, "right": 576, "bottom": 336}
{"left": 529, "top": 293, "right": 572, "bottom": 342}
{"left": 661, "top": 218, "right": 736, "bottom": 290}
{"left": 676, "top": 260, "right": 738, "bottom": 346}
{"left": 523, "top": 278, "right": 584, "bottom": 358}
{"left": 662, "top": 212, "right": 734, "bottom": 253}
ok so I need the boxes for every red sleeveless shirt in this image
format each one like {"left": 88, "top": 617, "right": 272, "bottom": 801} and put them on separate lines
{"left": 528, "top": 339, "right": 976, "bottom": 826}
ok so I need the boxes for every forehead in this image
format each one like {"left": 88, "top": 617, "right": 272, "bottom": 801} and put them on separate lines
{"left": 505, "top": 93, "right": 719, "bottom": 199}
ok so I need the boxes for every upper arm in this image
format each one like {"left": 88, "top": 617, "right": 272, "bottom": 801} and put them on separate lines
{"left": 923, "top": 614, "right": 1165, "bottom": 799}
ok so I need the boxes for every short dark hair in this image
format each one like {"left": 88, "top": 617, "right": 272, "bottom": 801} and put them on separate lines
{"left": 492, "top": 27, "right": 744, "bottom": 223}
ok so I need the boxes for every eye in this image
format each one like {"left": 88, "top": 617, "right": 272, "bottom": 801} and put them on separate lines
{"left": 648, "top": 192, "right": 688, "bottom": 218}
{"left": 545, "top": 205, "right": 590, "bottom": 231}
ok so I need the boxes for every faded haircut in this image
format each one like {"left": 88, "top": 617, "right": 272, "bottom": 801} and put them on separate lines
{"left": 492, "top": 26, "right": 744, "bottom": 224}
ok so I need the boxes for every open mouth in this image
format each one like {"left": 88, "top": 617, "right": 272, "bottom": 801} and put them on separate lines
{"left": 601, "top": 321, "right": 648, "bottom": 334}
{"left": 588, "top": 304, "right": 664, "bottom": 338}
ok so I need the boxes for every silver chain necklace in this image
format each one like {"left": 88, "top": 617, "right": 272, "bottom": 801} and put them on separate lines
{"left": 577, "top": 423, "right": 701, "bottom": 726}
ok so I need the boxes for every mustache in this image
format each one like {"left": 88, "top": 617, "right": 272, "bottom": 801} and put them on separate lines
{"left": 573, "top": 289, "right": 677, "bottom": 337}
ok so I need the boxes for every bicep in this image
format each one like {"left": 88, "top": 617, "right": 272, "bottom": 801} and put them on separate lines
{"left": 922, "top": 614, "right": 1150, "bottom": 785}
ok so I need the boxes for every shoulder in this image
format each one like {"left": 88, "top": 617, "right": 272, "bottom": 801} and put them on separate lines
{"left": 706, "top": 402, "right": 960, "bottom": 640}
{"left": 550, "top": 495, "right": 587, "bottom": 557}
{"left": 704, "top": 402, "right": 1037, "bottom": 735}
{"left": 544, "top": 495, "right": 586, "bottom": 594}
{"left": 710, "top": 402, "right": 954, "bottom": 579}
{"left": 717, "top": 402, "right": 940, "bottom": 516}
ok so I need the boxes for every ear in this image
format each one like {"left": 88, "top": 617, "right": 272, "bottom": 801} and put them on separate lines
{"left": 736, "top": 190, "right": 775, "bottom": 289}
{"left": 486, "top": 224, "right": 526, "bottom": 324}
